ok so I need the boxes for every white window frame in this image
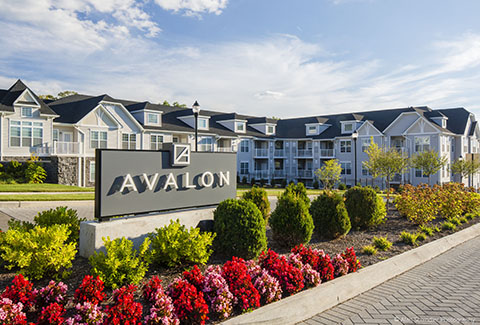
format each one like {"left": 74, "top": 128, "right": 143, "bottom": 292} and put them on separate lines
{"left": 52, "top": 129, "right": 59, "bottom": 142}
{"left": 361, "top": 138, "right": 371, "bottom": 152}
{"left": 9, "top": 120, "right": 43, "bottom": 147}
{"left": 21, "top": 107, "right": 33, "bottom": 117}
{"left": 90, "top": 130, "right": 107, "bottom": 149}
{"left": 122, "top": 133, "right": 137, "bottom": 150}
{"left": 198, "top": 137, "right": 213, "bottom": 152}
{"left": 235, "top": 121, "right": 246, "bottom": 132}
{"left": 361, "top": 166, "right": 371, "bottom": 176}
{"left": 340, "top": 140, "right": 352, "bottom": 153}
{"left": 307, "top": 125, "right": 317, "bottom": 134}
{"left": 414, "top": 136, "right": 430, "bottom": 152}
{"left": 267, "top": 125, "right": 275, "bottom": 134}
{"left": 89, "top": 161, "right": 95, "bottom": 182}
{"left": 146, "top": 113, "right": 160, "bottom": 125}
{"left": 197, "top": 118, "right": 208, "bottom": 130}
{"left": 240, "top": 161, "right": 249, "bottom": 175}
{"left": 150, "top": 134, "right": 164, "bottom": 150}
{"left": 340, "top": 161, "right": 352, "bottom": 175}
{"left": 415, "top": 168, "right": 427, "bottom": 178}
{"left": 240, "top": 139, "right": 249, "bottom": 152}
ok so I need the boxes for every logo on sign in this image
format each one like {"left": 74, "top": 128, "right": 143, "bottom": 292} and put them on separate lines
{"left": 172, "top": 144, "right": 190, "bottom": 166}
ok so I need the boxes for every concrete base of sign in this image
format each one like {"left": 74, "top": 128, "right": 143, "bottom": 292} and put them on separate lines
{"left": 79, "top": 206, "right": 216, "bottom": 258}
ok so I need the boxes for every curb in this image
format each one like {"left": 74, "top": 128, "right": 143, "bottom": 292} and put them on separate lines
{"left": 0, "top": 200, "right": 94, "bottom": 208}
{"left": 222, "top": 222, "right": 480, "bottom": 325}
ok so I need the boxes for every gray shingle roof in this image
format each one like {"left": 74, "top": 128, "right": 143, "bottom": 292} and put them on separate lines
{"left": 0, "top": 79, "right": 58, "bottom": 115}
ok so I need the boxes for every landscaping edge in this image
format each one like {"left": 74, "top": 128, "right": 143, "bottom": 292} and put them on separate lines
{"left": 222, "top": 222, "right": 480, "bottom": 325}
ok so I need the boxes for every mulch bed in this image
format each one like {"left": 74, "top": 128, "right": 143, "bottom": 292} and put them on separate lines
{"left": 0, "top": 204, "right": 479, "bottom": 321}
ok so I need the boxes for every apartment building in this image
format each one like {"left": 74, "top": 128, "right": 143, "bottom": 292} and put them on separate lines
{"left": 0, "top": 79, "right": 479, "bottom": 188}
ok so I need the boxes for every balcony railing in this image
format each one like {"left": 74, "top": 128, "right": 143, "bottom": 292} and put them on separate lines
{"left": 273, "top": 170, "right": 286, "bottom": 178}
{"left": 217, "top": 147, "right": 233, "bottom": 152}
{"left": 253, "top": 170, "right": 270, "bottom": 179}
{"left": 254, "top": 148, "right": 269, "bottom": 157}
{"left": 198, "top": 145, "right": 214, "bottom": 152}
{"left": 274, "top": 149, "right": 285, "bottom": 157}
{"left": 320, "top": 148, "right": 334, "bottom": 157}
{"left": 296, "top": 149, "right": 313, "bottom": 157}
{"left": 33, "top": 141, "right": 82, "bottom": 156}
{"left": 297, "top": 169, "right": 313, "bottom": 178}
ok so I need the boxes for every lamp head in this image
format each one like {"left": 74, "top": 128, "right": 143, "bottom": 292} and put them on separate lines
{"left": 192, "top": 101, "right": 200, "bottom": 114}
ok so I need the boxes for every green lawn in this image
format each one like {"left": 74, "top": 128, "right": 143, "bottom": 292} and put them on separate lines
{"left": 0, "top": 193, "right": 95, "bottom": 201}
{"left": 0, "top": 183, "right": 94, "bottom": 192}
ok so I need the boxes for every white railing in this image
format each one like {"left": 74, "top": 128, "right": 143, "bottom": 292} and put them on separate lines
{"left": 274, "top": 149, "right": 285, "bottom": 156}
{"left": 217, "top": 147, "right": 233, "bottom": 152}
{"left": 32, "top": 144, "right": 51, "bottom": 155}
{"left": 54, "top": 141, "right": 81, "bottom": 155}
{"left": 297, "top": 149, "right": 313, "bottom": 157}
{"left": 273, "top": 170, "right": 285, "bottom": 177}
{"left": 198, "top": 144, "right": 214, "bottom": 152}
{"left": 254, "top": 170, "right": 269, "bottom": 179}
{"left": 254, "top": 148, "right": 269, "bottom": 157}
{"left": 320, "top": 148, "right": 334, "bottom": 157}
{"left": 297, "top": 169, "right": 313, "bottom": 178}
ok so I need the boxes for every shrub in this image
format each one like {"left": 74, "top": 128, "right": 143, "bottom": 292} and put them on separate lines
{"left": 0, "top": 274, "right": 37, "bottom": 310}
{"left": 149, "top": 219, "right": 214, "bottom": 268}
{"left": 269, "top": 192, "right": 314, "bottom": 248}
{"left": 222, "top": 257, "right": 260, "bottom": 313}
{"left": 38, "top": 303, "right": 65, "bottom": 325}
{"left": 313, "top": 180, "right": 320, "bottom": 189}
{"left": 0, "top": 225, "right": 76, "bottom": 279}
{"left": 5, "top": 160, "right": 25, "bottom": 182}
{"left": 36, "top": 280, "right": 68, "bottom": 310}
{"left": 168, "top": 278, "right": 209, "bottom": 324}
{"left": 418, "top": 225, "right": 434, "bottom": 236}
{"left": 24, "top": 159, "right": 47, "bottom": 184}
{"left": 332, "top": 254, "right": 349, "bottom": 277}
{"left": 337, "top": 183, "right": 347, "bottom": 190}
{"left": 242, "top": 186, "right": 271, "bottom": 220}
{"left": 372, "top": 236, "right": 392, "bottom": 251}
{"left": 416, "top": 233, "right": 427, "bottom": 241}
{"left": 341, "top": 247, "right": 361, "bottom": 273}
{"left": 0, "top": 298, "right": 28, "bottom": 325}
{"left": 258, "top": 249, "right": 304, "bottom": 296}
{"left": 281, "top": 179, "right": 287, "bottom": 188}
{"left": 74, "top": 275, "right": 106, "bottom": 305}
{"left": 362, "top": 245, "right": 377, "bottom": 255}
{"left": 465, "top": 213, "right": 476, "bottom": 220}
{"left": 202, "top": 265, "right": 234, "bottom": 320}
{"left": 344, "top": 186, "right": 386, "bottom": 229}
{"left": 449, "top": 217, "right": 461, "bottom": 226}
{"left": 104, "top": 285, "right": 143, "bottom": 325}
{"left": 441, "top": 221, "right": 456, "bottom": 231}
{"left": 214, "top": 199, "right": 267, "bottom": 259}
{"left": 89, "top": 236, "right": 151, "bottom": 289}
{"left": 66, "top": 302, "right": 106, "bottom": 325}
{"left": 458, "top": 216, "right": 468, "bottom": 224}
{"left": 34, "top": 207, "right": 85, "bottom": 244}
{"left": 395, "top": 184, "right": 438, "bottom": 225}
{"left": 310, "top": 192, "right": 351, "bottom": 239}
{"left": 250, "top": 177, "right": 256, "bottom": 186}
{"left": 241, "top": 176, "right": 247, "bottom": 184}
{"left": 283, "top": 182, "right": 310, "bottom": 206}
{"left": 399, "top": 231, "right": 418, "bottom": 246}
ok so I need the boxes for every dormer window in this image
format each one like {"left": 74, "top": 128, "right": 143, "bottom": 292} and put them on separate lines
{"left": 344, "top": 123, "right": 353, "bottom": 132}
{"left": 21, "top": 107, "right": 33, "bottom": 117}
{"left": 442, "top": 119, "right": 446, "bottom": 128}
{"left": 267, "top": 125, "right": 275, "bottom": 134}
{"left": 198, "top": 118, "right": 208, "bottom": 130}
{"left": 308, "top": 126, "right": 317, "bottom": 134}
{"left": 147, "top": 113, "right": 159, "bottom": 125}
{"left": 235, "top": 121, "right": 246, "bottom": 132}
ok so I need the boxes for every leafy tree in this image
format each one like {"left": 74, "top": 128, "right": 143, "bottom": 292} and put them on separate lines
{"left": 38, "top": 94, "right": 56, "bottom": 100}
{"left": 39, "top": 91, "right": 78, "bottom": 101}
{"left": 451, "top": 158, "right": 480, "bottom": 185}
{"left": 363, "top": 141, "right": 409, "bottom": 210}
{"left": 172, "top": 101, "right": 187, "bottom": 108}
{"left": 314, "top": 159, "right": 342, "bottom": 191}
{"left": 411, "top": 150, "right": 448, "bottom": 185}
{"left": 161, "top": 100, "right": 171, "bottom": 106}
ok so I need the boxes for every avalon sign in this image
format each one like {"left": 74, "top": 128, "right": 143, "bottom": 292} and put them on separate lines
{"left": 94, "top": 145, "right": 237, "bottom": 220}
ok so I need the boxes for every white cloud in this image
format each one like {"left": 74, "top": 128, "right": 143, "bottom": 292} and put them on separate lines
{"left": 255, "top": 91, "right": 285, "bottom": 100}
{"left": 154, "top": 0, "right": 228, "bottom": 16}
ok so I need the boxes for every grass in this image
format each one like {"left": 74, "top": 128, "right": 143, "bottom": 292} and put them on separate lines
{"left": 0, "top": 183, "right": 94, "bottom": 192}
{"left": 372, "top": 236, "right": 392, "bottom": 251}
{"left": 362, "top": 245, "right": 377, "bottom": 255}
{"left": 0, "top": 193, "right": 94, "bottom": 201}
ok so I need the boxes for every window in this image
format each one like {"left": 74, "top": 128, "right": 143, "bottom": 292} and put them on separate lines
{"left": 340, "top": 140, "right": 352, "bottom": 153}
{"left": 150, "top": 134, "right": 163, "bottom": 150}
{"left": 90, "top": 130, "right": 107, "bottom": 149}
{"left": 240, "top": 162, "right": 249, "bottom": 175}
{"left": 53, "top": 129, "right": 59, "bottom": 142}
{"left": 21, "top": 107, "right": 32, "bottom": 117}
{"left": 240, "top": 139, "right": 249, "bottom": 152}
{"left": 361, "top": 138, "right": 371, "bottom": 152}
{"left": 89, "top": 161, "right": 95, "bottom": 182}
{"left": 362, "top": 166, "right": 371, "bottom": 176}
{"left": 197, "top": 118, "right": 208, "bottom": 130}
{"left": 198, "top": 137, "right": 213, "bottom": 152}
{"left": 122, "top": 133, "right": 137, "bottom": 149}
{"left": 414, "top": 136, "right": 430, "bottom": 152}
{"left": 307, "top": 126, "right": 317, "bottom": 134}
{"left": 235, "top": 121, "right": 245, "bottom": 132}
{"left": 173, "top": 136, "right": 179, "bottom": 143}
{"left": 10, "top": 120, "right": 43, "bottom": 147}
{"left": 147, "top": 113, "right": 159, "bottom": 125}
{"left": 267, "top": 125, "right": 275, "bottom": 134}
{"left": 415, "top": 169, "right": 427, "bottom": 178}
{"left": 344, "top": 123, "right": 353, "bottom": 132}
{"left": 340, "top": 162, "right": 352, "bottom": 175}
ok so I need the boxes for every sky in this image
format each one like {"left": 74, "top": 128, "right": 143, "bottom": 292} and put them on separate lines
{"left": 1, "top": 0, "right": 480, "bottom": 118}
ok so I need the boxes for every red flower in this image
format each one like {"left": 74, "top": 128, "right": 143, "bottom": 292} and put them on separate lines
{"left": 74, "top": 275, "right": 106, "bottom": 305}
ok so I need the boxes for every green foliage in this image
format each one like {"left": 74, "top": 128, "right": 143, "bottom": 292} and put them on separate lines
{"left": 416, "top": 233, "right": 427, "bottom": 241}
{"left": 0, "top": 225, "right": 76, "bottom": 279}
{"left": 362, "top": 245, "right": 377, "bottom": 255}
{"left": 337, "top": 183, "right": 347, "bottom": 190}
{"left": 395, "top": 184, "right": 438, "bottom": 225}
{"left": 7, "top": 219, "right": 34, "bottom": 232}
{"left": 314, "top": 159, "right": 342, "bottom": 191}
{"left": 344, "top": 186, "right": 386, "bottom": 230}
{"left": 34, "top": 207, "right": 85, "bottom": 243}
{"left": 149, "top": 219, "right": 214, "bottom": 268}
{"left": 458, "top": 216, "right": 468, "bottom": 224}
{"left": 309, "top": 192, "right": 351, "bottom": 239}
{"left": 411, "top": 150, "right": 448, "bottom": 185}
{"left": 418, "top": 225, "right": 434, "bottom": 236}
{"left": 5, "top": 160, "right": 25, "bottom": 182}
{"left": 89, "top": 236, "right": 151, "bottom": 289}
{"left": 399, "top": 231, "right": 418, "bottom": 246}
{"left": 450, "top": 158, "right": 480, "bottom": 179}
{"left": 282, "top": 182, "right": 310, "bottom": 206}
{"left": 465, "top": 213, "right": 476, "bottom": 220}
{"left": 372, "top": 236, "right": 392, "bottom": 251}
{"left": 214, "top": 199, "right": 267, "bottom": 259}
{"left": 242, "top": 186, "right": 271, "bottom": 220}
{"left": 313, "top": 180, "right": 319, "bottom": 189}
{"left": 449, "top": 217, "right": 460, "bottom": 226}
{"left": 25, "top": 161, "right": 47, "bottom": 184}
{"left": 441, "top": 221, "right": 456, "bottom": 231}
{"left": 269, "top": 192, "right": 314, "bottom": 248}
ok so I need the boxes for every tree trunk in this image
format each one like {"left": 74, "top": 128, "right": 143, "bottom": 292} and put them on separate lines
{"left": 386, "top": 176, "right": 390, "bottom": 214}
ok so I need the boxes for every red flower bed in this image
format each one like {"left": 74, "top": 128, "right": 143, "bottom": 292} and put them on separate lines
{"left": 1, "top": 274, "right": 36, "bottom": 310}
{"left": 342, "top": 247, "right": 361, "bottom": 273}
{"left": 104, "top": 285, "right": 143, "bottom": 325}
{"left": 259, "top": 249, "right": 304, "bottom": 296}
{"left": 73, "top": 275, "right": 106, "bottom": 305}
{"left": 167, "top": 278, "right": 209, "bottom": 325}
{"left": 291, "top": 245, "right": 334, "bottom": 282}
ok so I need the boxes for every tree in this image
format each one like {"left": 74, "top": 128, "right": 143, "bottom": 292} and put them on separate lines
{"left": 314, "top": 159, "right": 342, "bottom": 192}
{"left": 161, "top": 100, "right": 171, "bottom": 106}
{"left": 172, "top": 101, "right": 187, "bottom": 108}
{"left": 411, "top": 150, "right": 448, "bottom": 185}
{"left": 363, "top": 141, "right": 409, "bottom": 210}
{"left": 39, "top": 91, "right": 78, "bottom": 100}
{"left": 451, "top": 158, "right": 480, "bottom": 185}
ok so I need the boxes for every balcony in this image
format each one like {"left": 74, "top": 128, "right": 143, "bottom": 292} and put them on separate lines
{"left": 320, "top": 148, "right": 335, "bottom": 157}
{"left": 254, "top": 148, "right": 269, "bottom": 157}
{"left": 33, "top": 141, "right": 82, "bottom": 156}
{"left": 274, "top": 149, "right": 285, "bottom": 157}
{"left": 217, "top": 147, "right": 233, "bottom": 152}
{"left": 253, "top": 170, "right": 270, "bottom": 179}
{"left": 297, "top": 169, "right": 313, "bottom": 178}
{"left": 296, "top": 149, "right": 313, "bottom": 157}
{"left": 273, "top": 170, "right": 286, "bottom": 178}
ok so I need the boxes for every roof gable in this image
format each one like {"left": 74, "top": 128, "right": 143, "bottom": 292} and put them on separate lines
{"left": 0, "top": 79, "right": 57, "bottom": 115}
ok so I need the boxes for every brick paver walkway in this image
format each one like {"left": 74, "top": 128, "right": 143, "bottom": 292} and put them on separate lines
{"left": 299, "top": 235, "right": 480, "bottom": 325}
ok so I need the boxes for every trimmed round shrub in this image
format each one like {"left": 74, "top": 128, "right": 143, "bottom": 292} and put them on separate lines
{"left": 344, "top": 186, "right": 386, "bottom": 230}
{"left": 283, "top": 182, "right": 310, "bottom": 206}
{"left": 310, "top": 192, "right": 351, "bottom": 239}
{"left": 242, "top": 185, "right": 271, "bottom": 221}
{"left": 269, "top": 193, "right": 314, "bottom": 248}
{"left": 214, "top": 199, "right": 267, "bottom": 259}
{"left": 34, "top": 206, "right": 86, "bottom": 244}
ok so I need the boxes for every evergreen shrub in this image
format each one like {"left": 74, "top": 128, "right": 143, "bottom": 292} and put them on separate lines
{"left": 242, "top": 185, "right": 271, "bottom": 221}
{"left": 344, "top": 186, "right": 386, "bottom": 229}
{"left": 34, "top": 206, "right": 85, "bottom": 244}
{"left": 309, "top": 192, "right": 351, "bottom": 239}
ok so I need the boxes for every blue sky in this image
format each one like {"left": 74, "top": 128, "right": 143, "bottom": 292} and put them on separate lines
{"left": 1, "top": 0, "right": 480, "bottom": 118}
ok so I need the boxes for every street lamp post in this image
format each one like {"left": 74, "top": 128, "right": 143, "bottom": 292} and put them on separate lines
{"left": 352, "top": 130, "right": 358, "bottom": 187}
{"left": 192, "top": 101, "right": 200, "bottom": 152}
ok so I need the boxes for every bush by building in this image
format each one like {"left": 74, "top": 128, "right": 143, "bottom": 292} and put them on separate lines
{"left": 310, "top": 192, "right": 351, "bottom": 239}
{"left": 344, "top": 186, "right": 386, "bottom": 230}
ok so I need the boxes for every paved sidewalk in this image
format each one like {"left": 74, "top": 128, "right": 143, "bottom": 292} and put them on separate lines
{"left": 299, "top": 236, "right": 480, "bottom": 325}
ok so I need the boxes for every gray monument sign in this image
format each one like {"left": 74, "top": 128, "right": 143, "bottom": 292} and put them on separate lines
{"left": 94, "top": 145, "right": 237, "bottom": 219}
